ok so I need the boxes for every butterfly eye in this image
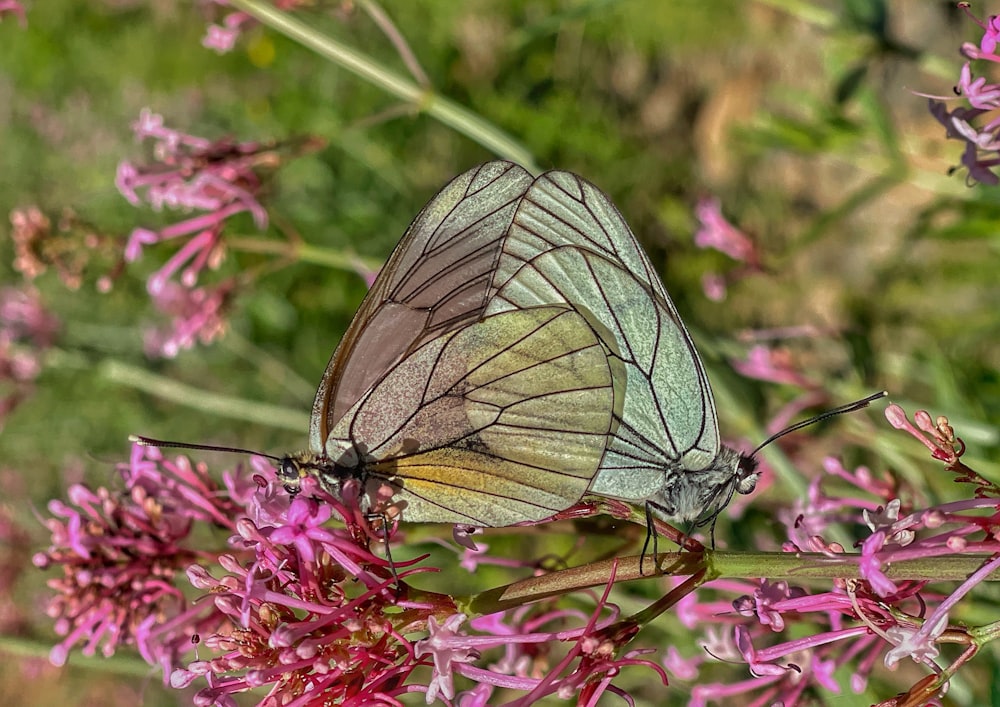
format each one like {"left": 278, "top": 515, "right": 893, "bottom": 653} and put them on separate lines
{"left": 277, "top": 457, "right": 304, "bottom": 495}
{"left": 736, "top": 473, "right": 759, "bottom": 496}
{"left": 735, "top": 456, "right": 760, "bottom": 495}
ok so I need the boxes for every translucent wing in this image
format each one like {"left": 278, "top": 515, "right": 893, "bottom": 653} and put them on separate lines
{"left": 297, "top": 160, "right": 738, "bottom": 527}
{"left": 322, "top": 306, "right": 622, "bottom": 525}
{"left": 309, "top": 162, "right": 534, "bottom": 454}
{"left": 485, "top": 168, "right": 722, "bottom": 502}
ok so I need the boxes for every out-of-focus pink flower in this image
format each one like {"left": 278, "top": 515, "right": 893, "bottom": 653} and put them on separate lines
{"left": 9, "top": 206, "right": 118, "bottom": 290}
{"left": 729, "top": 344, "right": 829, "bottom": 434}
{"left": 0, "top": 286, "right": 59, "bottom": 349}
{"left": 0, "top": 1, "right": 26, "bottom": 27}
{"left": 353, "top": 258, "right": 382, "bottom": 289}
{"left": 0, "top": 286, "right": 59, "bottom": 426}
{"left": 117, "top": 109, "right": 273, "bottom": 293}
{"left": 143, "top": 279, "right": 234, "bottom": 358}
{"left": 694, "top": 197, "right": 756, "bottom": 263}
{"left": 200, "top": 0, "right": 309, "bottom": 55}
{"left": 925, "top": 5, "right": 1000, "bottom": 183}
{"left": 202, "top": 23, "right": 240, "bottom": 54}
{"left": 692, "top": 197, "right": 759, "bottom": 302}
{"left": 701, "top": 271, "right": 727, "bottom": 302}
{"left": 731, "top": 345, "right": 814, "bottom": 388}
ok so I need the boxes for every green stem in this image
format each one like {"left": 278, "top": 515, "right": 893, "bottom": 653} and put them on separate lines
{"left": 101, "top": 360, "right": 308, "bottom": 432}
{"left": 465, "top": 550, "right": 1000, "bottom": 616}
{"left": 225, "top": 0, "right": 541, "bottom": 173}
{"left": 0, "top": 636, "right": 153, "bottom": 676}
{"left": 228, "top": 236, "right": 382, "bottom": 273}
{"left": 708, "top": 550, "right": 1000, "bottom": 582}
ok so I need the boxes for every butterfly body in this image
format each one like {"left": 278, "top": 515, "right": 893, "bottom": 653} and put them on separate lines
{"left": 279, "top": 161, "right": 757, "bottom": 529}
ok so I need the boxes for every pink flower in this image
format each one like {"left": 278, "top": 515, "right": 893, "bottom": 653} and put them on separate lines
{"left": 694, "top": 197, "right": 756, "bottom": 262}
{"left": 143, "top": 279, "right": 234, "bottom": 358}
{"left": 960, "top": 3, "right": 1000, "bottom": 60}
{"left": 0, "top": 286, "right": 59, "bottom": 426}
{"left": 924, "top": 6, "right": 1000, "bottom": 183}
{"left": 883, "top": 612, "right": 947, "bottom": 668}
{"left": 0, "top": 1, "right": 26, "bottom": 27}
{"left": 415, "top": 614, "right": 479, "bottom": 703}
{"left": 202, "top": 23, "right": 240, "bottom": 54}
{"left": 731, "top": 345, "right": 815, "bottom": 387}
{"left": 117, "top": 109, "right": 271, "bottom": 292}
{"left": 34, "top": 444, "right": 247, "bottom": 674}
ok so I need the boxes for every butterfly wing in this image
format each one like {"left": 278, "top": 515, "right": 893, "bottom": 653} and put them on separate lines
{"left": 309, "top": 162, "right": 535, "bottom": 455}
{"left": 323, "top": 306, "right": 621, "bottom": 525}
{"left": 485, "top": 168, "right": 722, "bottom": 501}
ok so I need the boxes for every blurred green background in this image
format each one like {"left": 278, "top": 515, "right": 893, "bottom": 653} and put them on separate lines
{"left": 2, "top": 0, "right": 999, "bottom": 704}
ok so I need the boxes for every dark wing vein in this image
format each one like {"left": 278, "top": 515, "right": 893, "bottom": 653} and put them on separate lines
{"left": 309, "top": 162, "right": 534, "bottom": 450}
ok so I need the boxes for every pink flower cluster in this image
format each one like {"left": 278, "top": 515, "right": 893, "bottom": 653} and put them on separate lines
{"left": 36, "top": 444, "right": 669, "bottom": 705}
{"left": 115, "top": 109, "right": 276, "bottom": 357}
{"left": 928, "top": 3, "right": 1000, "bottom": 184}
{"left": 661, "top": 405, "right": 1000, "bottom": 706}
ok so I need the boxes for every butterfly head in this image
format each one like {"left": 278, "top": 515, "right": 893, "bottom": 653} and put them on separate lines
{"left": 650, "top": 446, "right": 759, "bottom": 527}
{"left": 276, "top": 445, "right": 367, "bottom": 499}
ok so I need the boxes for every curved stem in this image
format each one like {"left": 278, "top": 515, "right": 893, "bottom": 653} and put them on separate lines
{"left": 227, "top": 235, "right": 382, "bottom": 273}
{"left": 225, "top": 0, "right": 541, "bottom": 173}
{"left": 101, "top": 360, "right": 308, "bottom": 432}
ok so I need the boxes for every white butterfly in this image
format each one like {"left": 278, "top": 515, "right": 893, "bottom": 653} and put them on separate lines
{"left": 279, "top": 161, "right": 756, "bottom": 529}
{"left": 485, "top": 165, "right": 758, "bottom": 526}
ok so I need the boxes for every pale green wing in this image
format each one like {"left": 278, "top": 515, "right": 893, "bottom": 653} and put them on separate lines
{"left": 486, "top": 169, "right": 722, "bottom": 501}
{"left": 323, "top": 306, "right": 620, "bottom": 525}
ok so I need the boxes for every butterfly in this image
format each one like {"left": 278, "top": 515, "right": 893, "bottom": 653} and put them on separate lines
{"left": 277, "top": 161, "right": 758, "bottom": 529}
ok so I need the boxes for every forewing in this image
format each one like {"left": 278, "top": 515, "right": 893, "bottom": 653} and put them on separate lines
{"left": 323, "top": 306, "right": 619, "bottom": 526}
{"left": 487, "top": 170, "right": 721, "bottom": 495}
{"left": 309, "top": 162, "right": 535, "bottom": 452}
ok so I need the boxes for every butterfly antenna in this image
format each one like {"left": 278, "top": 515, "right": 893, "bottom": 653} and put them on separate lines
{"left": 749, "top": 390, "right": 887, "bottom": 457}
{"left": 128, "top": 434, "right": 283, "bottom": 463}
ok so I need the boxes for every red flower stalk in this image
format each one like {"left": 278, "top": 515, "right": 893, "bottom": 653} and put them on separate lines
{"left": 34, "top": 444, "right": 251, "bottom": 672}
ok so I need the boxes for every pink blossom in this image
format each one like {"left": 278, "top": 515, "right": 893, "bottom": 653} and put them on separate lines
{"left": 117, "top": 109, "right": 271, "bottom": 293}
{"left": 924, "top": 6, "right": 1000, "bottom": 183}
{"left": 693, "top": 197, "right": 756, "bottom": 262}
{"left": 0, "top": 1, "right": 26, "bottom": 27}
{"left": 415, "top": 614, "right": 479, "bottom": 703}
{"left": 883, "top": 611, "right": 947, "bottom": 668}
{"left": 0, "top": 286, "right": 59, "bottom": 426}
{"left": 202, "top": 24, "right": 240, "bottom": 53}
{"left": 34, "top": 444, "right": 247, "bottom": 675}
{"left": 143, "top": 279, "right": 233, "bottom": 358}
{"left": 960, "top": 3, "right": 1000, "bottom": 60}
{"left": 731, "top": 345, "right": 815, "bottom": 388}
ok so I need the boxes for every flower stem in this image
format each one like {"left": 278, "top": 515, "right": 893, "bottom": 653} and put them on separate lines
{"left": 465, "top": 550, "right": 1000, "bottom": 616}
{"left": 0, "top": 635, "right": 154, "bottom": 676}
{"left": 100, "top": 359, "right": 308, "bottom": 431}
{"left": 225, "top": 0, "right": 541, "bottom": 173}
{"left": 227, "top": 235, "right": 382, "bottom": 273}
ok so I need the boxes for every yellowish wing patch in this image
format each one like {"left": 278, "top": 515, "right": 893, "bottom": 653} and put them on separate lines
{"left": 327, "top": 306, "right": 622, "bottom": 526}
